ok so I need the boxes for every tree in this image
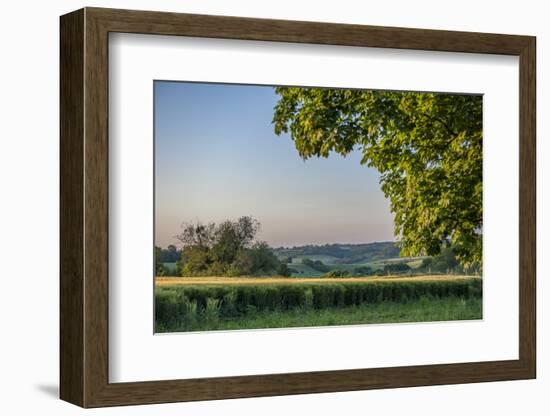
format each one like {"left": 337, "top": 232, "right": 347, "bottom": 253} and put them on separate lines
{"left": 210, "top": 221, "right": 241, "bottom": 265}
{"left": 323, "top": 269, "right": 351, "bottom": 278}
{"left": 166, "top": 244, "right": 179, "bottom": 262}
{"left": 210, "top": 216, "right": 261, "bottom": 266}
{"left": 249, "top": 241, "right": 280, "bottom": 274}
{"left": 383, "top": 263, "right": 412, "bottom": 275}
{"left": 301, "top": 258, "right": 331, "bottom": 273}
{"left": 421, "top": 246, "right": 468, "bottom": 275}
{"left": 180, "top": 245, "right": 211, "bottom": 276}
{"left": 230, "top": 248, "right": 256, "bottom": 276}
{"left": 273, "top": 87, "right": 482, "bottom": 268}
{"left": 176, "top": 216, "right": 281, "bottom": 277}
{"left": 234, "top": 216, "right": 261, "bottom": 248}
{"left": 277, "top": 263, "right": 292, "bottom": 277}
{"left": 353, "top": 265, "right": 373, "bottom": 276}
{"left": 154, "top": 246, "right": 164, "bottom": 275}
{"left": 228, "top": 242, "right": 279, "bottom": 276}
{"left": 176, "top": 221, "right": 216, "bottom": 249}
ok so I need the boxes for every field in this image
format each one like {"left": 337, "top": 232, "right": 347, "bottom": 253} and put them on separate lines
{"left": 281, "top": 255, "right": 430, "bottom": 277}
{"left": 155, "top": 275, "right": 482, "bottom": 332}
{"left": 156, "top": 275, "right": 475, "bottom": 286}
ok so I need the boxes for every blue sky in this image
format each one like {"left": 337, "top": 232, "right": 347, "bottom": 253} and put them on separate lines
{"left": 154, "top": 81, "right": 394, "bottom": 248}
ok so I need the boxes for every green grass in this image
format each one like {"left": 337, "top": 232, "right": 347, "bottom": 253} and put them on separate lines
{"left": 155, "top": 277, "right": 482, "bottom": 332}
{"left": 156, "top": 297, "right": 482, "bottom": 332}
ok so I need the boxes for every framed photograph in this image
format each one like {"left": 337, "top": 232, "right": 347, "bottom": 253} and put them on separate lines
{"left": 60, "top": 7, "right": 536, "bottom": 407}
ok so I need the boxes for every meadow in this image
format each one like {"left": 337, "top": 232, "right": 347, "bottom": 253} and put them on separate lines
{"left": 285, "top": 256, "right": 428, "bottom": 277}
{"left": 155, "top": 275, "right": 482, "bottom": 332}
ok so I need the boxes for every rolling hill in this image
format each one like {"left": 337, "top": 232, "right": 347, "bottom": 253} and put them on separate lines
{"left": 273, "top": 241, "right": 401, "bottom": 265}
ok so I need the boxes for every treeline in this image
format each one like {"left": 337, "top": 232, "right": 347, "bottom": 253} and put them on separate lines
{"left": 156, "top": 218, "right": 481, "bottom": 278}
{"left": 156, "top": 245, "right": 180, "bottom": 263}
{"left": 155, "top": 216, "right": 290, "bottom": 277}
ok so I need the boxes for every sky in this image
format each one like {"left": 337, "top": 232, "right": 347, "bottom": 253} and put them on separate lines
{"left": 154, "top": 81, "right": 394, "bottom": 248}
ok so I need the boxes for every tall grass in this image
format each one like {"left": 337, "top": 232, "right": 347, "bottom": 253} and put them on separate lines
{"left": 157, "top": 297, "right": 482, "bottom": 332}
{"left": 155, "top": 278, "right": 481, "bottom": 332}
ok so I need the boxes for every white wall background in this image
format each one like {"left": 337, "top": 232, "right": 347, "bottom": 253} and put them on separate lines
{"left": 0, "top": 0, "right": 545, "bottom": 414}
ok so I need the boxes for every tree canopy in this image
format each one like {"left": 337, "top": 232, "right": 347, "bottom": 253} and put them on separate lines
{"left": 272, "top": 87, "right": 482, "bottom": 269}
{"left": 175, "top": 216, "right": 285, "bottom": 277}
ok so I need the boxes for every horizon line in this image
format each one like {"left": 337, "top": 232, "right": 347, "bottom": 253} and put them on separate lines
{"left": 155, "top": 240, "right": 399, "bottom": 250}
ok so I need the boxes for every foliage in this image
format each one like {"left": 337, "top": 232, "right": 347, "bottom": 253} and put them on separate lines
{"left": 229, "top": 242, "right": 280, "bottom": 276}
{"left": 383, "top": 263, "right": 412, "bottom": 275}
{"left": 419, "top": 246, "right": 480, "bottom": 275}
{"left": 277, "top": 263, "right": 292, "bottom": 277}
{"left": 323, "top": 269, "right": 351, "bottom": 278}
{"left": 154, "top": 246, "right": 168, "bottom": 276}
{"left": 155, "top": 278, "right": 482, "bottom": 331}
{"left": 157, "top": 245, "right": 181, "bottom": 263}
{"left": 272, "top": 88, "right": 482, "bottom": 268}
{"left": 353, "top": 265, "right": 373, "bottom": 276}
{"left": 301, "top": 258, "right": 331, "bottom": 273}
{"left": 174, "top": 216, "right": 283, "bottom": 277}
{"left": 155, "top": 246, "right": 183, "bottom": 276}
{"left": 178, "top": 246, "right": 209, "bottom": 275}
{"left": 154, "top": 246, "right": 164, "bottom": 275}
{"left": 156, "top": 297, "right": 482, "bottom": 332}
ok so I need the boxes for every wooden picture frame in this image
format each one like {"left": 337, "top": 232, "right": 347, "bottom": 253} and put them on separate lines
{"left": 60, "top": 7, "right": 536, "bottom": 408}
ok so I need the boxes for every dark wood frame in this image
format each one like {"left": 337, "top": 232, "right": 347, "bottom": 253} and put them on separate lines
{"left": 60, "top": 7, "right": 536, "bottom": 408}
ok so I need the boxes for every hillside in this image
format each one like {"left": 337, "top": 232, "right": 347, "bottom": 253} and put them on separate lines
{"left": 273, "top": 241, "right": 401, "bottom": 264}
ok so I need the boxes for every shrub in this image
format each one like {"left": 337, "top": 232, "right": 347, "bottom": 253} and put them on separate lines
{"left": 301, "top": 258, "right": 331, "bottom": 273}
{"left": 323, "top": 269, "right": 351, "bottom": 278}
{"left": 383, "top": 263, "right": 412, "bottom": 275}
{"left": 353, "top": 266, "right": 373, "bottom": 276}
{"left": 277, "top": 263, "right": 292, "bottom": 277}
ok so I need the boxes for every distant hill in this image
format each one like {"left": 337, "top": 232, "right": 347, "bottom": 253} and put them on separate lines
{"left": 273, "top": 242, "right": 401, "bottom": 264}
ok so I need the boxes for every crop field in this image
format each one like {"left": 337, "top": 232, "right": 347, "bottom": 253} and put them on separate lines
{"left": 156, "top": 275, "right": 477, "bottom": 286}
{"left": 155, "top": 275, "right": 482, "bottom": 332}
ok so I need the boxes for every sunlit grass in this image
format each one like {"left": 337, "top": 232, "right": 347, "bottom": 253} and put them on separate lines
{"left": 156, "top": 297, "right": 482, "bottom": 333}
{"left": 155, "top": 275, "right": 480, "bottom": 286}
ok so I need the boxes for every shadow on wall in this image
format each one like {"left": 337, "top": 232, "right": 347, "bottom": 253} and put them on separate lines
{"left": 34, "top": 384, "right": 58, "bottom": 399}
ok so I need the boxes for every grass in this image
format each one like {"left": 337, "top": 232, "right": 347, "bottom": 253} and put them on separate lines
{"left": 156, "top": 297, "right": 482, "bottom": 332}
{"left": 155, "top": 276, "right": 482, "bottom": 332}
